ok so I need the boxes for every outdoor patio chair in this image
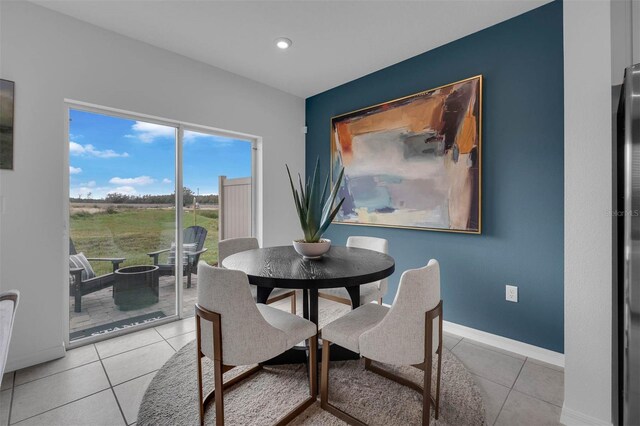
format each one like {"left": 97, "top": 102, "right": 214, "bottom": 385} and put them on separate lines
{"left": 147, "top": 225, "right": 208, "bottom": 288}
{"left": 69, "top": 239, "right": 125, "bottom": 313}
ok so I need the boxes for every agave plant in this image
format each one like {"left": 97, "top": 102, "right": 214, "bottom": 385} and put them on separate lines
{"left": 286, "top": 158, "right": 345, "bottom": 243}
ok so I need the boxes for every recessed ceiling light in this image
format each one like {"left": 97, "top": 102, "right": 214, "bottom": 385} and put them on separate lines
{"left": 275, "top": 37, "right": 292, "bottom": 50}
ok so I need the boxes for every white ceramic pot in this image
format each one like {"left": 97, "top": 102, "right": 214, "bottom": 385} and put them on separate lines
{"left": 292, "top": 239, "right": 331, "bottom": 260}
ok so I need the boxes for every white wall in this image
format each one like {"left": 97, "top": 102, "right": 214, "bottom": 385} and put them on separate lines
{"left": 0, "top": 1, "right": 305, "bottom": 371}
{"left": 563, "top": 1, "right": 614, "bottom": 424}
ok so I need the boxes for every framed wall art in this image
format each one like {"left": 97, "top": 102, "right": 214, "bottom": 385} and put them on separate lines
{"left": 331, "top": 75, "right": 482, "bottom": 233}
{"left": 0, "top": 79, "right": 15, "bottom": 170}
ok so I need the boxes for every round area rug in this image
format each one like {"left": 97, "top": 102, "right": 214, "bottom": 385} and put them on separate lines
{"left": 138, "top": 340, "right": 485, "bottom": 425}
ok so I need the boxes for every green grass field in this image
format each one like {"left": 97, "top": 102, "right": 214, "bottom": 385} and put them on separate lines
{"left": 70, "top": 207, "right": 219, "bottom": 276}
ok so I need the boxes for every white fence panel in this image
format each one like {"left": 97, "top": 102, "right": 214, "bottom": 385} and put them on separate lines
{"left": 218, "top": 175, "right": 252, "bottom": 240}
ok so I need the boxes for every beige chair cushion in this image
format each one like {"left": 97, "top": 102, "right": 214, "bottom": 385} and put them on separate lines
{"left": 257, "top": 304, "right": 316, "bottom": 347}
{"left": 319, "top": 283, "right": 383, "bottom": 305}
{"left": 320, "top": 303, "right": 389, "bottom": 353}
{"left": 321, "top": 260, "right": 441, "bottom": 366}
{"left": 219, "top": 238, "right": 293, "bottom": 303}
{"left": 360, "top": 260, "right": 441, "bottom": 365}
{"left": 197, "top": 263, "right": 314, "bottom": 366}
{"left": 218, "top": 237, "right": 259, "bottom": 265}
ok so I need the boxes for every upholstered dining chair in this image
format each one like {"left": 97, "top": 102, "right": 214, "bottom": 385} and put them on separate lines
{"left": 320, "top": 259, "right": 443, "bottom": 425}
{"left": 195, "top": 263, "right": 317, "bottom": 426}
{"left": 218, "top": 237, "right": 297, "bottom": 313}
{"left": 319, "top": 236, "right": 388, "bottom": 306}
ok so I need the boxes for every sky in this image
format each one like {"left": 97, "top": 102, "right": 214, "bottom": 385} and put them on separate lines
{"left": 69, "top": 109, "right": 252, "bottom": 199}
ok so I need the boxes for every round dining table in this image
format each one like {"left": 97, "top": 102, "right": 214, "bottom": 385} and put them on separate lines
{"left": 222, "top": 245, "right": 395, "bottom": 363}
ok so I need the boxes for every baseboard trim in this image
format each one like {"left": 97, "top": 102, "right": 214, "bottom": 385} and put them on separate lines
{"left": 5, "top": 342, "right": 65, "bottom": 372}
{"left": 378, "top": 303, "right": 565, "bottom": 367}
{"left": 560, "top": 404, "right": 612, "bottom": 426}
{"left": 443, "top": 320, "right": 565, "bottom": 367}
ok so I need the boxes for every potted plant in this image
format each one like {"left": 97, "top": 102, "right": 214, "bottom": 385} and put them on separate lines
{"left": 286, "top": 158, "right": 345, "bottom": 259}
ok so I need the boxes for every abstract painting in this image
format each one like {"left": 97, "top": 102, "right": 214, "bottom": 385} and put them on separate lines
{"left": 331, "top": 75, "right": 481, "bottom": 233}
{"left": 0, "top": 79, "right": 15, "bottom": 170}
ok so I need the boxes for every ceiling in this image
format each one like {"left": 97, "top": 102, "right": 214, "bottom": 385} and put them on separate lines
{"left": 32, "top": 0, "right": 552, "bottom": 98}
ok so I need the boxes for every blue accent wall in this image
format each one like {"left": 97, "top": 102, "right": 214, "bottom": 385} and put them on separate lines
{"left": 305, "top": 1, "right": 564, "bottom": 352}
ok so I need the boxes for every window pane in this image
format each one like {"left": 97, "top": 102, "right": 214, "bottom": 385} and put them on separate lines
{"left": 181, "top": 130, "right": 253, "bottom": 316}
{"left": 69, "top": 109, "right": 177, "bottom": 341}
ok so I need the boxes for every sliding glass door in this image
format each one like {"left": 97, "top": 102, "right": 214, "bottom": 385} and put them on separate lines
{"left": 68, "top": 108, "right": 178, "bottom": 342}
{"left": 67, "top": 106, "right": 256, "bottom": 344}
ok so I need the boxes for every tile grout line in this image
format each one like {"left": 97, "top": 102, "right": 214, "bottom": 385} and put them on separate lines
{"left": 8, "top": 387, "right": 111, "bottom": 425}
{"left": 98, "top": 338, "right": 165, "bottom": 362}
{"left": 12, "top": 337, "right": 164, "bottom": 390}
{"left": 492, "top": 356, "right": 527, "bottom": 426}
{"left": 506, "top": 357, "right": 565, "bottom": 409}
{"left": 12, "top": 357, "right": 100, "bottom": 388}
{"left": 111, "top": 369, "right": 162, "bottom": 389}
{"left": 7, "top": 373, "right": 15, "bottom": 426}
{"left": 462, "top": 338, "right": 525, "bottom": 362}
{"left": 449, "top": 336, "right": 463, "bottom": 351}
{"left": 7, "top": 321, "right": 192, "bottom": 424}
{"left": 96, "top": 343, "right": 129, "bottom": 426}
{"left": 14, "top": 340, "right": 122, "bottom": 388}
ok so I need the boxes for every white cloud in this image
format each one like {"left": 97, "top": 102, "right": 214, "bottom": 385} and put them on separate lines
{"left": 127, "top": 122, "right": 175, "bottom": 143}
{"left": 69, "top": 166, "right": 82, "bottom": 174}
{"left": 70, "top": 141, "right": 129, "bottom": 158}
{"left": 113, "top": 186, "right": 137, "bottom": 195}
{"left": 162, "top": 178, "right": 172, "bottom": 184}
{"left": 83, "top": 180, "right": 97, "bottom": 188}
{"left": 109, "top": 176, "right": 155, "bottom": 186}
{"left": 127, "top": 122, "right": 235, "bottom": 146}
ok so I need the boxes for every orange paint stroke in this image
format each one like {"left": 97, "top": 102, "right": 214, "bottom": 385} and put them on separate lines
{"left": 455, "top": 89, "right": 478, "bottom": 154}
{"left": 334, "top": 95, "right": 446, "bottom": 165}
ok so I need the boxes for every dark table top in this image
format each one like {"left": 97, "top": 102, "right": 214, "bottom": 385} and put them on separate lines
{"left": 221, "top": 245, "right": 395, "bottom": 290}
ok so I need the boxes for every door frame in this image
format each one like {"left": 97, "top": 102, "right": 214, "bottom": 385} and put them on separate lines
{"left": 63, "top": 99, "right": 262, "bottom": 348}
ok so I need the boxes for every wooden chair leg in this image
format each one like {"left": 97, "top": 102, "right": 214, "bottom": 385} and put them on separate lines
{"left": 309, "top": 335, "right": 317, "bottom": 399}
{"left": 320, "top": 340, "right": 330, "bottom": 408}
{"left": 422, "top": 301, "right": 442, "bottom": 425}
{"left": 291, "top": 291, "right": 297, "bottom": 315}
{"left": 378, "top": 297, "right": 383, "bottom": 305}
{"left": 435, "top": 346, "right": 442, "bottom": 419}
{"left": 196, "top": 317, "right": 205, "bottom": 426}
{"left": 423, "top": 352, "right": 432, "bottom": 425}
{"left": 214, "top": 358, "right": 224, "bottom": 426}
{"left": 320, "top": 342, "right": 366, "bottom": 426}
{"left": 212, "top": 308, "right": 224, "bottom": 426}
{"left": 435, "top": 310, "right": 443, "bottom": 419}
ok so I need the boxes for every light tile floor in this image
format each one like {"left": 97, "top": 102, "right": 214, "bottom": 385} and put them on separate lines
{"left": 1, "top": 297, "right": 564, "bottom": 426}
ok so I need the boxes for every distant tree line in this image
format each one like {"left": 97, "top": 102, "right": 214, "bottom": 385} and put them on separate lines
{"left": 70, "top": 187, "right": 218, "bottom": 206}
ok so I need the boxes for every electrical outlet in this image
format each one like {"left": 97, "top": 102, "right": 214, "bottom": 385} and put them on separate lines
{"left": 506, "top": 285, "right": 518, "bottom": 302}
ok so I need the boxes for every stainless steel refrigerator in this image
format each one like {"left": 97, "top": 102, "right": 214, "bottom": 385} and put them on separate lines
{"left": 619, "top": 62, "right": 640, "bottom": 426}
